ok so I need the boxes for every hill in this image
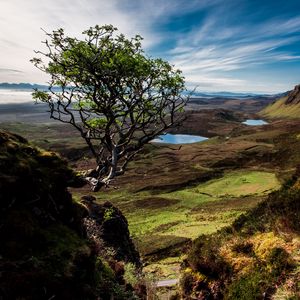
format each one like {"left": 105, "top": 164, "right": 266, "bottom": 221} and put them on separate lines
{"left": 0, "top": 130, "right": 143, "bottom": 299}
{"left": 260, "top": 85, "right": 300, "bottom": 119}
{"left": 2, "top": 92, "right": 300, "bottom": 298}
{"left": 179, "top": 167, "right": 300, "bottom": 299}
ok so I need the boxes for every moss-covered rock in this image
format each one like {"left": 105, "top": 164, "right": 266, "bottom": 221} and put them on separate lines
{"left": 0, "top": 130, "right": 141, "bottom": 299}
{"left": 81, "top": 198, "right": 141, "bottom": 266}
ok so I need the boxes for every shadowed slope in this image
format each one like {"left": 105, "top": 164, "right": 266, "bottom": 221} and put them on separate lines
{"left": 0, "top": 130, "right": 142, "bottom": 299}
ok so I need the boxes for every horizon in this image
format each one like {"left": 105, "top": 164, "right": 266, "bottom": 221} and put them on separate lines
{"left": 1, "top": 0, "right": 300, "bottom": 93}
{"left": 0, "top": 82, "right": 284, "bottom": 96}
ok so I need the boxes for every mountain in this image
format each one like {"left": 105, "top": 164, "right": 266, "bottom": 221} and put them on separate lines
{"left": 260, "top": 84, "right": 300, "bottom": 119}
{"left": 0, "top": 83, "right": 276, "bottom": 99}
{"left": 286, "top": 84, "right": 300, "bottom": 105}
{"left": 189, "top": 90, "right": 278, "bottom": 99}
{"left": 0, "top": 82, "right": 49, "bottom": 90}
{"left": 0, "top": 82, "right": 62, "bottom": 92}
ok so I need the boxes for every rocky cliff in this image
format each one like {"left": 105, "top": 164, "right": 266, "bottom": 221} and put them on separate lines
{"left": 285, "top": 84, "right": 300, "bottom": 105}
{"left": 0, "top": 130, "right": 142, "bottom": 299}
{"left": 260, "top": 84, "right": 300, "bottom": 119}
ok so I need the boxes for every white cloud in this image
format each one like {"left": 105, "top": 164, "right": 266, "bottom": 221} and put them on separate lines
{"left": 0, "top": 0, "right": 221, "bottom": 83}
{"left": 0, "top": 0, "right": 166, "bottom": 83}
{"left": 0, "top": 0, "right": 299, "bottom": 93}
{"left": 167, "top": 9, "right": 300, "bottom": 93}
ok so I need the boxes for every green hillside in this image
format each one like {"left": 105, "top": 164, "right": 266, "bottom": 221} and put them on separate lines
{"left": 179, "top": 169, "right": 300, "bottom": 299}
{"left": 260, "top": 85, "right": 300, "bottom": 119}
{"left": 260, "top": 97, "right": 300, "bottom": 119}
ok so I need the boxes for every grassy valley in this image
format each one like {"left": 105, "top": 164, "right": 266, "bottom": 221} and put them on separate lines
{"left": 1, "top": 1, "right": 300, "bottom": 298}
{"left": 1, "top": 88, "right": 300, "bottom": 298}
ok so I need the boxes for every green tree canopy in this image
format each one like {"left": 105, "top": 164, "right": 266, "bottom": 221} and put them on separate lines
{"left": 31, "top": 25, "right": 188, "bottom": 191}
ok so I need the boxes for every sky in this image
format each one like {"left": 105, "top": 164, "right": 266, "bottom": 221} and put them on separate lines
{"left": 1, "top": 0, "right": 300, "bottom": 93}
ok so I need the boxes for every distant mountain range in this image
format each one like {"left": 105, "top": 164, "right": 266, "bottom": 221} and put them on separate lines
{"left": 190, "top": 90, "right": 281, "bottom": 98}
{"left": 0, "top": 83, "right": 49, "bottom": 90}
{"left": 0, "top": 82, "right": 285, "bottom": 99}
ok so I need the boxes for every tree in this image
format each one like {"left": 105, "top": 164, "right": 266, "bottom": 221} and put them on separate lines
{"left": 31, "top": 25, "right": 188, "bottom": 191}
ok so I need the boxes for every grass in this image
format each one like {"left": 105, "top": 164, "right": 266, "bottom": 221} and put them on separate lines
{"left": 4, "top": 119, "right": 297, "bottom": 282}
{"left": 260, "top": 96, "right": 300, "bottom": 119}
{"left": 81, "top": 170, "right": 281, "bottom": 278}
{"left": 143, "top": 256, "right": 183, "bottom": 279}
{"left": 163, "top": 170, "right": 278, "bottom": 200}
{"left": 181, "top": 178, "right": 300, "bottom": 299}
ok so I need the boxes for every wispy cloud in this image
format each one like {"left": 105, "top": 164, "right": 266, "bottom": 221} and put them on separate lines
{"left": 166, "top": 5, "right": 300, "bottom": 92}
{"left": 0, "top": 0, "right": 163, "bottom": 82}
{"left": 0, "top": 0, "right": 220, "bottom": 83}
{"left": 0, "top": 68, "right": 22, "bottom": 74}
{"left": 0, "top": 0, "right": 300, "bottom": 92}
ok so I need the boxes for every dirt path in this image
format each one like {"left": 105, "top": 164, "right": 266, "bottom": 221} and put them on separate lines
{"left": 156, "top": 279, "right": 179, "bottom": 287}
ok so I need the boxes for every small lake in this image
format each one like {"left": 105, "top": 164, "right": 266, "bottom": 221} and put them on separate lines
{"left": 152, "top": 134, "right": 208, "bottom": 144}
{"left": 242, "top": 119, "right": 268, "bottom": 126}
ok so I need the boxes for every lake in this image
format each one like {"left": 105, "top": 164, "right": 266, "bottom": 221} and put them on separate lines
{"left": 152, "top": 134, "right": 208, "bottom": 144}
{"left": 242, "top": 119, "right": 268, "bottom": 126}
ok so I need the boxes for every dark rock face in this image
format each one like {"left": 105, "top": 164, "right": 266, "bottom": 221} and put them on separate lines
{"left": 285, "top": 84, "right": 300, "bottom": 105}
{"left": 0, "top": 130, "right": 141, "bottom": 299}
{"left": 81, "top": 198, "right": 141, "bottom": 266}
{"left": 0, "top": 131, "right": 97, "bottom": 299}
{"left": 0, "top": 130, "right": 87, "bottom": 244}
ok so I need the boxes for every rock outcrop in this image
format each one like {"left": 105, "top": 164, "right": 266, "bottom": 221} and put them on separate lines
{"left": 81, "top": 198, "right": 141, "bottom": 266}
{"left": 0, "top": 130, "right": 141, "bottom": 299}
{"left": 285, "top": 84, "right": 300, "bottom": 105}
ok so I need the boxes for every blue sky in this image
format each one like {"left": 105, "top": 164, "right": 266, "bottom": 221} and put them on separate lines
{"left": 1, "top": 0, "right": 300, "bottom": 93}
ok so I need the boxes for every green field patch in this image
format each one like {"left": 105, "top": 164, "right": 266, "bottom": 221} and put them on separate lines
{"left": 77, "top": 170, "right": 280, "bottom": 279}
{"left": 95, "top": 170, "right": 280, "bottom": 244}
{"left": 154, "top": 221, "right": 184, "bottom": 232}
{"left": 130, "top": 197, "right": 180, "bottom": 209}
{"left": 143, "top": 256, "right": 182, "bottom": 279}
{"left": 161, "top": 218, "right": 230, "bottom": 239}
{"left": 128, "top": 209, "right": 187, "bottom": 237}
{"left": 191, "top": 195, "right": 264, "bottom": 213}
{"left": 166, "top": 170, "right": 280, "bottom": 200}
